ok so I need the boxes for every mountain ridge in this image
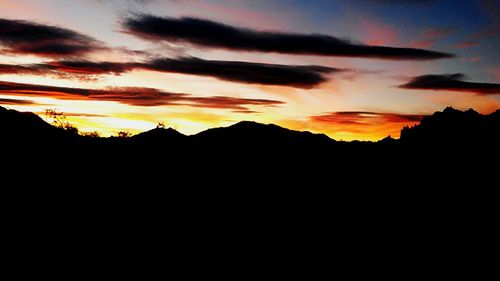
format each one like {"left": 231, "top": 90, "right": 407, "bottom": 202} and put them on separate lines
{"left": 1, "top": 105, "right": 498, "bottom": 147}
{"left": 400, "top": 106, "right": 499, "bottom": 145}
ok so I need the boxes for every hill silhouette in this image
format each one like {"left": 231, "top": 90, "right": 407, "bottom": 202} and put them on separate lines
{"left": 1, "top": 105, "right": 498, "bottom": 150}
{"left": 2, "top": 104, "right": 498, "bottom": 190}
{"left": 192, "top": 121, "right": 334, "bottom": 147}
{"left": 0, "top": 106, "right": 79, "bottom": 145}
{"left": 400, "top": 107, "right": 499, "bottom": 146}
{"left": 0, "top": 107, "right": 500, "bottom": 150}
{"left": 130, "top": 127, "right": 187, "bottom": 145}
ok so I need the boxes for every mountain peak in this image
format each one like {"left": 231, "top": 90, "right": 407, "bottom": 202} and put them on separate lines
{"left": 230, "top": 121, "right": 274, "bottom": 129}
{"left": 379, "top": 135, "right": 397, "bottom": 144}
{"left": 443, "top": 106, "right": 460, "bottom": 114}
{"left": 195, "top": 120, "right": 334, "bottom": 146}
{"left": 131, "top": 127, "right": 186, "bottom": 144}
{"left": 400, "top": 107, "right": 499, "bottom": 145}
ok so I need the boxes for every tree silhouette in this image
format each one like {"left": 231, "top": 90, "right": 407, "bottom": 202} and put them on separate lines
{"left": 44, "top": 108, "right": 78, "bottom": 134}
{"left": 116, "top": 131, "right": 132, "bottom": 138}
{"left": 81, "top": 131, "right": 101, "bottom": 138}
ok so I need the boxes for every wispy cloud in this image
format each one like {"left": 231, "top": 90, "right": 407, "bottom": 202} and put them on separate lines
{"left": 0, "top": 57, "right": 342, "bottom": 88}
{"left": 0, "top": 18, "right": 106, "bottom": 58}
{"left": 311, "top": 111, "right": 425, "bottom": 125}
{"left": 140, "top": 57, "right": 341, "bottom": 88}
{"left": 123, "top": 15, "right": 454, "bottom": 60}
{"left": 0, "top": 97, "right": 40, "bottom": 106}
{"left": 0, "top": 80, "right": 284, "bottom": 112}
{"left": 399, "top": 73, "right": 500, "bottom": 95}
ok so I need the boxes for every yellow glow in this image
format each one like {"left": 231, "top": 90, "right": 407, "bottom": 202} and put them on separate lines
{"left": 1, "top": 56, "right": 497, "bottom": 141}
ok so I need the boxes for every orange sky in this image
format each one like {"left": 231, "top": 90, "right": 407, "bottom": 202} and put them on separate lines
{"left": 0, "top": 0, "right": 498, "bottom": 141}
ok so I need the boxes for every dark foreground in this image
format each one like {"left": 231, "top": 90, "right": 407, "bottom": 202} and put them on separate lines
{"left": 1, "top": 105, "right": 498, "bottom": 175}
{"left": 2, "top": 106, "right": 496, "bottom": 254}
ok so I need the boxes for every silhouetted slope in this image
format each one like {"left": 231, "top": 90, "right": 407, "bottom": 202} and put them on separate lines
{"left": 0, "top": 106, "right": 79, "bottom": 144}
{"left": 400, "top": 107, "right": 499, "bottom": 145}
{"left": 130, "top": 127, "right": 187, "bottom": 145}
{"left": 193, "top": 121, "right": 334, "bottom": 146}
{"left": 378, "top": 135, "right": 398, "bottom": 145}
{"left": 1, "top": 105, "right": 498, "bottom": 187}
{"left": 1, "top": 105, "right": 499, "bottom": 150}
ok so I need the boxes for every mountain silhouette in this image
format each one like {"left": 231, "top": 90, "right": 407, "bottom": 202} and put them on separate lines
{"left": 400, "top": 107, "right": 499, "bottom": 146}
{"left": 2, "top": 105, "right": 498, "bottom": 188}
{"left": 1, "top": 105, "right": 498, "bottom": 150}
{"left": 130, "top": 127, "right": 187, "bottom": 145}
{"left": 0, "top": 106, "right": 79, "bottom": 145}
{"left": 192, "top": 121, "right": 334, "bottom": 147}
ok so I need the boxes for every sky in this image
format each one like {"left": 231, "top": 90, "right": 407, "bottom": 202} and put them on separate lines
{"left": 0, "top": 0, "right": 498, "bottom": 140}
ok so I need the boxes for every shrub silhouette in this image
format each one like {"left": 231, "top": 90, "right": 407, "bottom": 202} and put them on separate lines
{"left": 116, "top": 131, "right": 132, "bottom": 138}
{"left": 44, "top": 109, "right": 78, "bottom": 134}
{"left": 81, "top": 131, "right": 101, "bottom": 138}
{"left": 1, "top": 105, "right": 498, "bottom": 153}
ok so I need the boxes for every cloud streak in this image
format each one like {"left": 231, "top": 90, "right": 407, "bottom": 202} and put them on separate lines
{"left": 0, "top": 64, "right": 52, "bottom": 75}
{"left": 0, "top": 18, "right": 105, "bottom": 57}
{"left": 123, "top": 15, "right": 454, "bottom": 60}
{"left": 0, "top": 62, "right": 121, "bottom": 81}
{"left": 0, "top": 57, "right": 340, "bottom": 88}
{"left": 311, "top": 111, "right": 425, "bottom": 125}
{"left": 140, "top": 57, "right": 340, "bottom": 88}
{"left": 0, "top": 80, "right": 284, "bottom": 111}
{"left": 0, "top": 97, "right": 40, "bottom": 106}
{"left": 399, "top": 74, "right": 500, "bottom": 95}
{"left": 46, "top": 61, "right": 134, "bottom": 75}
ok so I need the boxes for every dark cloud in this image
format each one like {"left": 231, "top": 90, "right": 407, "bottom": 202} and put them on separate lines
{"left": 311, "top": 111, "right": 425, "bottom": 125}
{"left": 0, "top": 64, "right": 52, "bottom": 75}
{"left": 46, "top": 61, "right": 135, "bottom": 75}
{"left": 182, "top": 96, "right": 283, "bottom": 112}
{"left": 0, "top": 60, "right": 138, "bottom": 81}
{"left": 0, "top": 57, "right": 341, "bottom": 88}
{"left": 0, "top": 61, "right": 135, "bottom": 81}
{"left": 0, "top": 98, "right": 40, "bottom": 106}
{"left": 0, "top": 80, "right": 91, "bottom": 96}
{"left": 399, "top": 74, "right": 500, "bottom": 95}
{"left": 140, "top": 57, "right": 340, "bottom": 88}
{"left": 123, "top": 15, "right": 454, "bottom": 60}
{"left": 0, "top": 18, "right": 105, "bottom": 57}
{"left": 0, "top": 80, "right": 284, "bottom": 111}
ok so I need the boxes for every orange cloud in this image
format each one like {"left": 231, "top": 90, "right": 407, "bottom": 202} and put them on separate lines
{"left": 310, "top": 111, "right": 424, "bottom": 124}
{"left": 311, "top": 111, "right": 423, "bottom": 135}
{"left": 279, "top": 111, "right": 425, "bottom": 141}
{"left": 0, "top": 80, "right": 284, "bottom": 112}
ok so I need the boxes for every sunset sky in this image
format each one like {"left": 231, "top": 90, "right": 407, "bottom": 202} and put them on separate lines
{"left": 0, "top": 0, "right": 498, "bottom": 140}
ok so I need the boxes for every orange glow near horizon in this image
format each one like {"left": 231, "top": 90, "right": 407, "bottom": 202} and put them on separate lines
{"left": 0, "top": 0, "right": 499, "bottom": 141}
{"left": 1, "top": 72, "right": 498, "bottom": 140}
{"left": 0, "top": 93, "right": 446, "bottom": 141}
